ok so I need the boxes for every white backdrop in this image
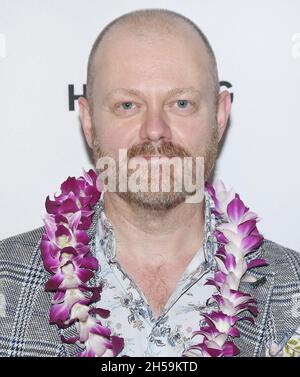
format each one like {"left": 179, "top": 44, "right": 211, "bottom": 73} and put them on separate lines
{"left": 0, "top": 0, "right": 299, "bottom": 252}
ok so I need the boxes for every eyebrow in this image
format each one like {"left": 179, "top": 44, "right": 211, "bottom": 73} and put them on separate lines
{"left": 105, "top": 86, "right": 201, "bottom": 100}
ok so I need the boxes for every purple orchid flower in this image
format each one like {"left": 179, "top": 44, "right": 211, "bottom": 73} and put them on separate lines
{"left": 184, "top": 180, "right": 267, "bottom": 357}
{"left": 40, "top": 170, "right": 124, "bottom": 357}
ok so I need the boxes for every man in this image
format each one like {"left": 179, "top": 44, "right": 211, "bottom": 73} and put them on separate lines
{"left": 0, "top": 8, "right": 299, "bottom": 358}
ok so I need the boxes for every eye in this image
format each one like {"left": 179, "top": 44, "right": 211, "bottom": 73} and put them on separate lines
{"left": 120, "top": 102, "right": 135, "bottom": 110}
{"left": 176, "top": 99, "right": 189, "bottom": 108}
{"left": 112, "top": 100, "right": 142, "bottom": 116}
{"left": 168, "top": 99, "right": 197, "bottom": 115}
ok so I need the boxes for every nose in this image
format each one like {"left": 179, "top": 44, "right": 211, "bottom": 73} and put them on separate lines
{"left": 139, "top": 108, "right": 172, "bottom": 143}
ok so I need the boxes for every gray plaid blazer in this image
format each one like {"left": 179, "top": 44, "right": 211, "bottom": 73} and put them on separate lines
{"left": 0, "top": 200, "right": 299, "bottom": 357}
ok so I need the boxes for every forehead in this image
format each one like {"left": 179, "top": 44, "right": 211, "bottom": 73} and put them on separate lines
{"left": 92, "top": 25, "right": 211, "bottom": 97}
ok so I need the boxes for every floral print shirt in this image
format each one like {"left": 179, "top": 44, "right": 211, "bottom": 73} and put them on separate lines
{"left": 94, "top": 191, "right": 219, "bottom": 357}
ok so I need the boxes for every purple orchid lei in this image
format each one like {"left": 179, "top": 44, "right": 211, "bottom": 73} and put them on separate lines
{"left": 40, "top": 169, "right": 124, "bottom": 356}
{"left": 183, "top": 180, "right": 268, "bottom": 357}
{"left": 40, "top": 170, "right": 267, "bottom": 357}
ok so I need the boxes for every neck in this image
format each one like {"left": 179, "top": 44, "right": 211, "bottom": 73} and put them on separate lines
{"left": 102, "top": 192, "right": 205, "bottom": 267}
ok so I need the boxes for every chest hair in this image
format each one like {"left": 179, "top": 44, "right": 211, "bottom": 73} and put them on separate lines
{"left": 123, "top": 262, "right": 183, "bottom": 318}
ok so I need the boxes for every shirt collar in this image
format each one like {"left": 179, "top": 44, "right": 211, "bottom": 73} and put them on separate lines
{"left": 97, "top": 189, "right": 217, "bottom": 266}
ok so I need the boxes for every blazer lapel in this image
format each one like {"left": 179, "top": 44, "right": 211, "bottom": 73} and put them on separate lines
{"left": 235, "top": 266, "right": 275, "bottom": 357}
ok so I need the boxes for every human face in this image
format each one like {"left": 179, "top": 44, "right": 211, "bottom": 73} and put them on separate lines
{"left": 80, "top": 26, "right": 230, "bottom": 209}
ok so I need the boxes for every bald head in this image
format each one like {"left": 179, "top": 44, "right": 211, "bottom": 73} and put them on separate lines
{"left": 86, "top": 8, "right": 219, "bottom": 108}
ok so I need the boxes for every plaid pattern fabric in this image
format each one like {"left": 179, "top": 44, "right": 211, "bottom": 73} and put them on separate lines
{"left": 0, "top": 199, "right": 299, "bottom": 357}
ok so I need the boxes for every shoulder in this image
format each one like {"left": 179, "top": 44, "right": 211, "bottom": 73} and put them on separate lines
{"left": 0, "top": 226, "right": 44, "bottom": 247}
{"left": 0, "top": 226, "right": 45, "bottom": 266}
{"left": 259, "top": 238, "right": 300, "bottom": 282}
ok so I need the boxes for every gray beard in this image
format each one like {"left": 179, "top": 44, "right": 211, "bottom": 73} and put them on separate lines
{"left": 92, "top": 125, "right": 218, "bottom": 211}
{"left": 116, "top": 189, "right": 187, "bottom": 211}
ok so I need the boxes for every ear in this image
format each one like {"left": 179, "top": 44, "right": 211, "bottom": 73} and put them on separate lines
{"left": 78, "top": 96, "right": 94, "bottom": 149}
{"left": 216, "top": 90, "right": 232, "bottom": 143}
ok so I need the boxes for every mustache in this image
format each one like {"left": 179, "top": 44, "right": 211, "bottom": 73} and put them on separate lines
{"left": 127, "top": 141, "right": 192, "bottom": 159}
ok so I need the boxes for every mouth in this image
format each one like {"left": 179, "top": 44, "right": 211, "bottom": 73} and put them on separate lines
{"left": 141, "top": 155, "right": 170, "bottom": 160}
